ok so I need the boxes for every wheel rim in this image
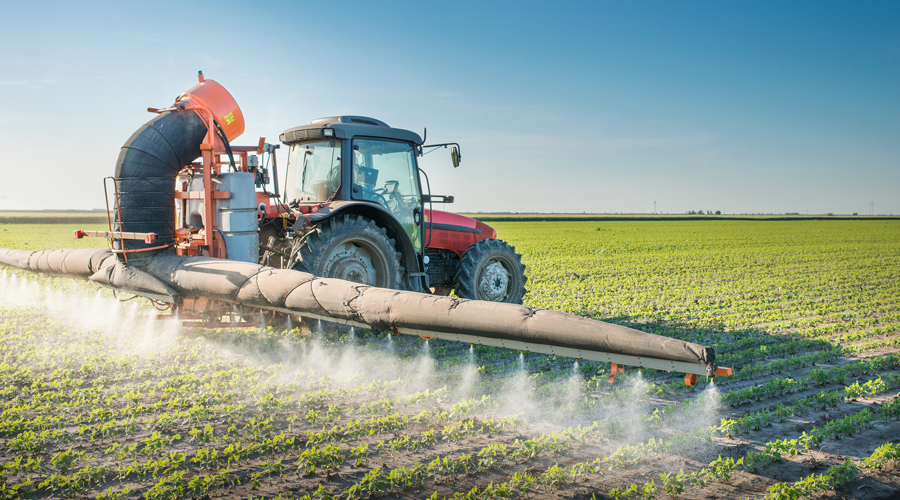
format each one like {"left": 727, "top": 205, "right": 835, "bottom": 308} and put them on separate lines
{"left": 477, "top": 259, "right": 512, "bottom": 301}
{"left": 323, "top": 241, "right": 387, "bottom": 287}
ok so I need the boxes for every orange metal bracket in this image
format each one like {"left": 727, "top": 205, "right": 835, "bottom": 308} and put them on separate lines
{"left": 684, "top": 367, "right": 729, "bottom": 386}
{"left": 147, "top": 106, "right": 177, "bottom": 114}
{"left": 607, "top": 363, "right": 625, "bottom": 383}
{"left": 75, "top": 230, "right": 157, "bottom": 244}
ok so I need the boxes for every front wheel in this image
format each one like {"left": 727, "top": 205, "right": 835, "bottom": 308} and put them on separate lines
{"left": 293, "top": 214, "right": 403, "bottom": 289}
{"left": 455, "top": 239, "right": 527, "bottom": 304}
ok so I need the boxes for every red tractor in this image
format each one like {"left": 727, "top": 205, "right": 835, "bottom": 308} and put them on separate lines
{"left": 84, "top": 75, "right": 525, "bottom": 308}
{"left": 257, "top": 116, "right": 527, "bottom": 303}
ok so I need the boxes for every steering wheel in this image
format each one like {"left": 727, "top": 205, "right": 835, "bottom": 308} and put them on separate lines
{"left": 361, "top": 186, "right": 389, "bottom": 207}
{"left": 396, "top": 194, "right": 418, "bottom": 211}
{"left": 374, "top": 193, "right": 390, "bottom": 208}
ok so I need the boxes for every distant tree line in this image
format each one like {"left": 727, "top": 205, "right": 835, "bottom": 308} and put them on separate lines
{"left": 686, "top": 210, "right": 722, "bottom": 215}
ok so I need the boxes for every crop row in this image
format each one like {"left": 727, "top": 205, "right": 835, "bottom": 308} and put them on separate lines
{"left": 721, "top": 375, "right": 900, "bottom": 437}
{"left": 0, "top": 408, "right": 517, "bottom": 498}
{"left": 221, "top": 389, "right": 717, "bottom": 500}
{"left": 721, "top": 352, "right": 900, "bottom": 406}
{"left": 588, "top": 405, "right": 900, "bottom": 500}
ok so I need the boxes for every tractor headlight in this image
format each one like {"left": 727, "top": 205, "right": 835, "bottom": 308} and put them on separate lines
{"left": 323, "top": 128, "right": 334, "bottom": 137}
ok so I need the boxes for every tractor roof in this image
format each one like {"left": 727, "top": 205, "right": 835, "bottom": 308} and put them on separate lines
{"left": 280, "top": 116, "right": 422, "bottom": 146}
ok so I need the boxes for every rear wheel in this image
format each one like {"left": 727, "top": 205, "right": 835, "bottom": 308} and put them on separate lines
{"left": 293, "top": 214, "right": 403, "bottom": 289}
{"left": 455, "top": 239, "right": 527, "bottom": 304}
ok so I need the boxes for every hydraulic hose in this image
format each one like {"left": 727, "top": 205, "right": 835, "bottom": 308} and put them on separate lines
{"left": 212, "top": 119, "right": 236, "bottom": 171}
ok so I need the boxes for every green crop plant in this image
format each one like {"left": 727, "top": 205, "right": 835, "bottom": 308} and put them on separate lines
{"left": 296, "top": 445, "right": 345, "bottom": 475}
{"left": 762, "top": 460, "right": 857, "bottom": 500}
{"left": 48, "top": 446, "right": 86, "bottom": 474}
{"left": 862, "top": 443, "right": 900, "bottom": 470}
{"left": 540, "top": 463, "right": 570, "bottom": 487}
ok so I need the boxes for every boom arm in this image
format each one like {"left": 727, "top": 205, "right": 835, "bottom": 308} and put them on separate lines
{"left": 0, "top": 247, "right": 728, "bottom": 383}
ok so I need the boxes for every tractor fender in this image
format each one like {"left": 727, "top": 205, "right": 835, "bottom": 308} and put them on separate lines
{"left": 295, "top": 200, "right": 422, "bottom": 285}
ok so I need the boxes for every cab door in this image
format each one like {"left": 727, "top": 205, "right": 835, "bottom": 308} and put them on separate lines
{"left": 349, "top": 138, "right": 423, "bottom": 251}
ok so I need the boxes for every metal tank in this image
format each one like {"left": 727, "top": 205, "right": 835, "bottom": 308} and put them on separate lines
{"left": 216, "top": 172, "right": 259, "bottom": 263}
{"left": 177, "top": 171, "right": 258, "bottom": 263}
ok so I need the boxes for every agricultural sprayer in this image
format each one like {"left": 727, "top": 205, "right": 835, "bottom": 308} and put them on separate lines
{"left": 0, "top": 73, "right": 730, "bottom": 385}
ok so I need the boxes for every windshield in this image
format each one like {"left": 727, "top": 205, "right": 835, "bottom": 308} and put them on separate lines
{"left": 285, "top": 140, "right": 342, "bottom": 203}
{"left": 352, "top": 139, "right": 422, "bottom": 250}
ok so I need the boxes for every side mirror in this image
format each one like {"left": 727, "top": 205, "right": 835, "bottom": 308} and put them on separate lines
{"left": 451, "top": 146, "right": 460, "bottom": 168}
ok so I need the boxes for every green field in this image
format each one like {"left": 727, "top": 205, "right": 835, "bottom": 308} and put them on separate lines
{"left": 1, "top": 219, "right": 899, "bottom": 499}
{"left": 0, "top": 224, "right": 109, "bottom": 252}
{"left": 0, "top": 211, "right": 109, "bottom": 225}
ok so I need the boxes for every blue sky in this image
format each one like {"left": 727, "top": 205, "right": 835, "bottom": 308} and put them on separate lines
{"left": 1, "top": 1, "right": 898, "bottom": 214}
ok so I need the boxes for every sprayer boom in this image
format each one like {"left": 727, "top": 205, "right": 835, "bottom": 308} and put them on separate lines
{"left": 0, "top": 247, "right": 729, "bottom": 385}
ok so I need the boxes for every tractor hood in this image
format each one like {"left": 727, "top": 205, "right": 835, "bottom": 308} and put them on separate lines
{"left": 426, "top": 210, "right": 497, "bottom": 240}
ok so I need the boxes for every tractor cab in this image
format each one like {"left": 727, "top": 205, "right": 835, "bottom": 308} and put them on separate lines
{"left": 282, "top": 117, "right": 422, "bottom": 252}
{"left": 273, "top": 116, "right": 527, "bottom": 303}
{"left": 281, "top": 116, "right": 422, "bottom": 253}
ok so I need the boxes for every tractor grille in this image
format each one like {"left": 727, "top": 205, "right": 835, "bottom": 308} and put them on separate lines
{"left": 280, "top": 128, "right": 326, "bottom": 144}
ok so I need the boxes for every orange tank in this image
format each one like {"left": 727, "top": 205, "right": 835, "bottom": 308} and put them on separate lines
{"left": 176, "top": 75, "right": 245, "bottom": 142}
